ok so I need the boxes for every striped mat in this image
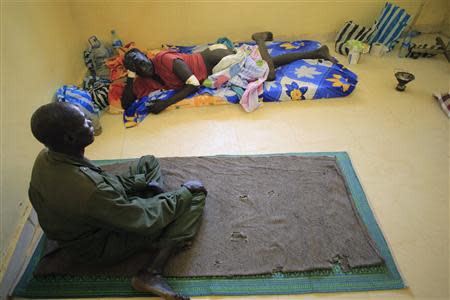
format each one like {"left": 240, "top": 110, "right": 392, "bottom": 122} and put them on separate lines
{"left": 13, "top": 152, "right": 405, "bottom": 298}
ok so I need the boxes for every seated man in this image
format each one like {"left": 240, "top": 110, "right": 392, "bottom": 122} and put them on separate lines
{"left": 29, "top": 102, "right": 207, "bottom": 300}
{"left": 121, "top": 31, "right": 337, "bottom": 113}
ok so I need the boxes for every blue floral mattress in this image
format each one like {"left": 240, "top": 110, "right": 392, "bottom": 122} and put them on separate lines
{"left": 124, "top": 41, "right": 357, "bottom": 126}
{"left": 173, "top": 40, "right": 357, "bottom": 103}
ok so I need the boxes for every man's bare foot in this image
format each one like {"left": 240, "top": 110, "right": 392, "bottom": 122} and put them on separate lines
{"left": 316, "top": 45, "right": 338, "bottom": 64}
{"left": 252, "top": 31, "right": 274, "bottom": 42}
{"left": 132, "top": 270, "right": 189, "bottom": 300}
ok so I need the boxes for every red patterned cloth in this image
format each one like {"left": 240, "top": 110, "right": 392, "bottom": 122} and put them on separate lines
{"left": 108, "top": 80, "right": 126, "bottom": 114}
{"left": 133, "top": 77, "right": 165, "bottom": 99}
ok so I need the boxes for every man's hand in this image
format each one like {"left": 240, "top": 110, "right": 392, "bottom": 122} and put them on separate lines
{"left": 182, "top": 180, "right": 207, "bottom": 195}
{"left": 147, "top": 180, "right": 165, "bottom": 195}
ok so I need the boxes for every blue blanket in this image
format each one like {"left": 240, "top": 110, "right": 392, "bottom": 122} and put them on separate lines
{"left": 124, "top": 41, "right": 357, "bottom": 126}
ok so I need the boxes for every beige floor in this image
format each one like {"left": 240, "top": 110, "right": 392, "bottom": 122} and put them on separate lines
{"left": 79, "top": 41, "right": 450, "bottom": 300}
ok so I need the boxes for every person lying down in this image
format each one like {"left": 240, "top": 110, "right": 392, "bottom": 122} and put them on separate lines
{"left": 121, "top": 31, "right": 337, "bottom": 114}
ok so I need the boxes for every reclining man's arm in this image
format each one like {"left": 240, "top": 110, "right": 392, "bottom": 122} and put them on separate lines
{"left": 121, "top": 76, "right": 137, "bottom": 110}
{"left": 147, "top": 59, "right": 200, "bottom": 114}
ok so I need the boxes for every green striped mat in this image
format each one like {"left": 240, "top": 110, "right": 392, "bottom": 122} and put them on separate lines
{"left": 13, "top": 152, "right": 404, "bottom": 298}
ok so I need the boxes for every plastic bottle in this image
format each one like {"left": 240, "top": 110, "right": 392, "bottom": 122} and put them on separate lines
{"left": 398, "top": 32, "right": 412, "bottom": 58}
{"left": 111, "top": 29, "right": 123, "bottom": 50}
{"left": 87, "top": 36, "right": 114, "bottom": 79}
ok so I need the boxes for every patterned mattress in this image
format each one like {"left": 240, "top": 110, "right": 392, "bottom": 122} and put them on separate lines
{"left": 124, "top": 40, "right": 357, "bottom": 127}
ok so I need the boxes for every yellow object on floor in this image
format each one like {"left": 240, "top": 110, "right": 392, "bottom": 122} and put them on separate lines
{"left": 166, "top": 95, "right": 230, "bottom": 111}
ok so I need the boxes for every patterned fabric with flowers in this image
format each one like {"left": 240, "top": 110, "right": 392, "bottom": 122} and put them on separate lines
{"left": 285, "top": 82, "right": 308, "bottom": 100}
{"left": 123, "top": 40, "right": 358, "bottom": 126}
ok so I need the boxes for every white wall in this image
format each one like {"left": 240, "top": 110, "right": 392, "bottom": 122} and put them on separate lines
{"left": 0, "top": 0, "right": 85, "bottom": 279}
{"left": 441, "top": 0, "right": 449, "bottom": 36}
{"left": 69, "top": 0, "right": 448, "bottom": 49}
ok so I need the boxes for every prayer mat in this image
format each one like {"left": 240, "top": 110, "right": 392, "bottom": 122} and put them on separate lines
{"left": 13, "top": 152, "right": 405, "bottom": 298}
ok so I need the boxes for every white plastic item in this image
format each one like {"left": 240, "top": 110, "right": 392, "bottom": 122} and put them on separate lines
{"left": 348, "top": 50, "right": 360, "bottom": 64}
{"left": 398, "top": 34, "right": 412, "bottom": 58}
{"left": 370, "top": 43, "right": 388, "bottom": 56}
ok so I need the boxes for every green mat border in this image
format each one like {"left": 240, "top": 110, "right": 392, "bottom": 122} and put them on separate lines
{"left": 13, "top": 152, "right": 405, "bottom": 298}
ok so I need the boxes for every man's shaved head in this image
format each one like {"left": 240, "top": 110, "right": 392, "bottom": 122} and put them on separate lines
{"left": 31, "top": 102, "right": 94, "bottom": 151}
{"left": 124, "top": 48, "right": 154, "bottom": 77}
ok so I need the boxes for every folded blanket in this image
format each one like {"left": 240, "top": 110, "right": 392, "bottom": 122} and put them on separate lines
{"left": 203, "top": 44, "right": 268, "bottom": 112}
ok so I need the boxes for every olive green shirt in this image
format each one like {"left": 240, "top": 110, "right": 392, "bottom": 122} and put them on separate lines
{"left": 28, "top": 149, "right": 193, "bottom": 263}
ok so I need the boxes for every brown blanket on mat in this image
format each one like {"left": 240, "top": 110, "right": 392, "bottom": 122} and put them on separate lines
{"left": 34, "top": 155, "right": 383, "bottom": 277}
